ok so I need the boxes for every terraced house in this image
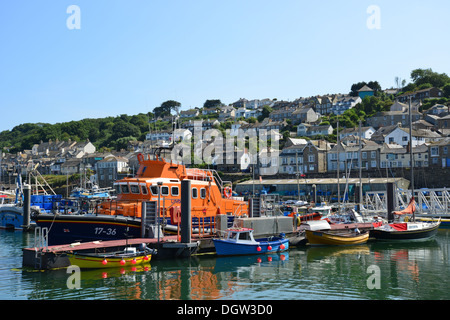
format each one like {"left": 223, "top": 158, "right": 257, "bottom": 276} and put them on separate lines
{"left": 279, "top": 139, "right": 329, "bottom": 174}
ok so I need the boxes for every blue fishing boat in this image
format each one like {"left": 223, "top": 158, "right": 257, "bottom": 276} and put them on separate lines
{"left": 213, "top": 228, "right": 289, "bottom": 256}
{"left": 0, "top": 195, "right": 24, "bottom": 230}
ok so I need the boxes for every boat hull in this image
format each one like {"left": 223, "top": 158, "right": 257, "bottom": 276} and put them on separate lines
{"left": 305, "top": 230, "right": 369, "bottom": 246}
{"left": 0, "top": 207, "right": 24, "bottom": 230}
{"left": 34, "top": 214, "right": 142, "bottom": 245}
{"left": 370, "top": 222, "right": 440, "bottom": 240}
{"left": 213, "top": 237, "right": 289, "bottom": 256}
{"left": 415, "top": 217, "right": 450, "bottom": 229}
{"left": 67, "top": 253, "right": 151, "bottom": 269}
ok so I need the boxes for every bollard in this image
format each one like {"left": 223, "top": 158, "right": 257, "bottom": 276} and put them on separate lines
{"left": 386, "top": 182, "right": 395, "bottom": 222}
{"left": 180, "top": 180, "right": 191, "bottom": 244}
{"left": 22, "top": 184, "right": 31, "bottom": 230}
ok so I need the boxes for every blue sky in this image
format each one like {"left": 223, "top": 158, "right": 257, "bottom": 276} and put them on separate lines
{"left": 1, "top": 0, "right": 449, "bottom": 132}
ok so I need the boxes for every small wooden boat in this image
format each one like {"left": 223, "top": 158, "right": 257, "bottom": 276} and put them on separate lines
{"left": 213, "top": 228, "right": 289, "bottom": 256}
{"left": 305, "top": 229, "right": 369, "bottom": 246}
{"left": 67, "top": 246, "right": 153, "bottom": 269}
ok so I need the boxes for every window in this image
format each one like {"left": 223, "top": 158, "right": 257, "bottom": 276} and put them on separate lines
{"left": 161, "top": 186, "right": 169, "bottom": 196}
{"left": 171, "top": 186, "right": 179, "bottom": 196}
{"left": 402, "top": 136, "right": 408, "bottom": 142}
{"left": 150, "top": 186, "right": 158, "bottom": 195}
{"left": 130, "top": 184, "right": 140, "bottom": 194}
{"left": 200, "top": 188, "right": 206, "bottom": 199}
{"left": 120, "top": 184, "right": 130, "bottom": 194}
{"left": 371, "top": 151, "right": 376, "bottom": 159}
{"left": 141, "top": 185, "right": 148, "bottom": 195}
{"left": 192, "top": 188, "right": 198, "bottom": 199}
{"left": 431, "top": 147, "right": 439, "bottom": 157}
{"left": 308, "top": 155, "right": 315, "bottom": 163}
{"left": 371, "top": 160, "right": 377, "bottom": 168}
{"left": 362, "top": 152, "right": 367, "bottom": 159}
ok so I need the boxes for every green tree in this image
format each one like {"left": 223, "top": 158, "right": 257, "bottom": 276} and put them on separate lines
{"left": 443, "top": 83, "right": 450, "bottom": 98}
{"left": 410, "top": 68, "right": 450, "bottom": 88}
{"left": 350, "top": 81, "right": 382, "bottom": 96}
{"left": 153, "top": 100, "right": 181, "bottom": 118}
{"left": 203, "top": 99, "right": 222, "bottom": 109}
{"left": 257, "top": 105, "right": 273, "bottom": 122}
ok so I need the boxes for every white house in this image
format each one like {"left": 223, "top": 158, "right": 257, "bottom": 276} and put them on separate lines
{"left": 146, "top": 130, "right": 172, "bottom": 143}
{"left": 297, "top": 124, "right": 333, "bottom": 137}
{"left": 339, "top": 126, "right": 375, "bottom": 141}
{"left": 332, "top": 96, "right": 361, "bottom": 115}
{"left": 230, "top": 121, "right": 248, "bottom": 137}
{"left": 235, "top": 107, "right": 249, "bottom": 118}
{"left": 384, "top": 127, "right": 441, "bottom": 147}
{"left": 180, "top": 109, "right": 200, "bottom": 118}
{"left": 96, "top": 155, "right": 129, "bottom": 187}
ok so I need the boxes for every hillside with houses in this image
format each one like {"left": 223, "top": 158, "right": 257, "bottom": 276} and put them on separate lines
{"left": 1, "top": 68, "right": 450, "bottom": 191}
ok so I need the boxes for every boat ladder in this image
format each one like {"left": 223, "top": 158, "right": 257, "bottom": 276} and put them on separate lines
{"left": 33, "top": 226, "right": 48, "bottom": 270}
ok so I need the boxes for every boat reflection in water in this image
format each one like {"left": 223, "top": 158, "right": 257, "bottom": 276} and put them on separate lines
{"left": 15, "top": 230, "right": 449, "bottom": 300}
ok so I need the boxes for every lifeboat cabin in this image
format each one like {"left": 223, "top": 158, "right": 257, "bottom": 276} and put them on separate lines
{"left": 97, "top": 153, "right": 248, "bottom": 222}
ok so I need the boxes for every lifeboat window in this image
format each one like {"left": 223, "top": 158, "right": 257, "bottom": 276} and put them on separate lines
{"left": 141, "top": 185, "right": 148, "bottom": 195}
{"left": 171, "top": 186, "right": 179, "bottom": 196}
{"left": 114, "top": 185, "right": 121, "bottom": 194}
{"left": 200, "top": 188, "right": 206, "bottom": 199}
{"left": 161, "top": 186, "right": 169, "bottom": 196}
{"left": 192, "top": 188, "right": 198, "bottom": 199}
{"left": 130, "top": 184, "right": 140, "bottom": 194}
{"left": 120, "top": 184, "right": 130, "bottom": 194}
{"left": 150, "top": 186, "right": 158, "bottom": 195}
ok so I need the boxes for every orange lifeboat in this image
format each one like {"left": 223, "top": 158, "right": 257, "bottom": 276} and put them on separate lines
{"left": 96, "top": 153, "right": 248, "bottom": 220}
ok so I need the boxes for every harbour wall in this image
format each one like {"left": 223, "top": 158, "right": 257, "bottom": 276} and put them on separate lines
{"left": 227, "top": 167, "right": 450, "bottom": 189}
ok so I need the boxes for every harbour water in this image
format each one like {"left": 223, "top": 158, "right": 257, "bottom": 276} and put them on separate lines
{"left": 1, "top": 229, "right": 450, "bottom": 300}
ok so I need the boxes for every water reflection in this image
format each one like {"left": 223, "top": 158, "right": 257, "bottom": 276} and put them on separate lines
{"left": 7, "top": 230, "right": 450, "bottom": 300}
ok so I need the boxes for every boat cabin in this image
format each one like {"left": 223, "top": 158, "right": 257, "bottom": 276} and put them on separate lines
{"left": 225, "top": 228, "right": 258, "bottom": 244}
{"left": 310, "top": 205, "right": 332, "bottom": 217}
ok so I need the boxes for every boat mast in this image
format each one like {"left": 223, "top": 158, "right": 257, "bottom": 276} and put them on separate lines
{"left": 337, "top": 116, "right": 340, "bottom": 213}
{"left": 296, "top": 150, "right": 300, "bottom": 201}
{"left": 409, "top": 95, "right": 415, "bottom": 222}
{"left": 358, "top": 119, "right": 363, "bottom": 211}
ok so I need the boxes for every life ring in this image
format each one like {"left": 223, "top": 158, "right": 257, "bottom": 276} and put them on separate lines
{"left": 223, "top": 187, "right": 232, "bottom": 199}
{"left": 137, "top": 153, "right": 144, "bottom": 163}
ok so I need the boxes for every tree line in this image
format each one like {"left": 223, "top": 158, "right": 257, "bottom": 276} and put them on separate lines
{"left": 1, "top": 68, "right": 449, "bottom": 153}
